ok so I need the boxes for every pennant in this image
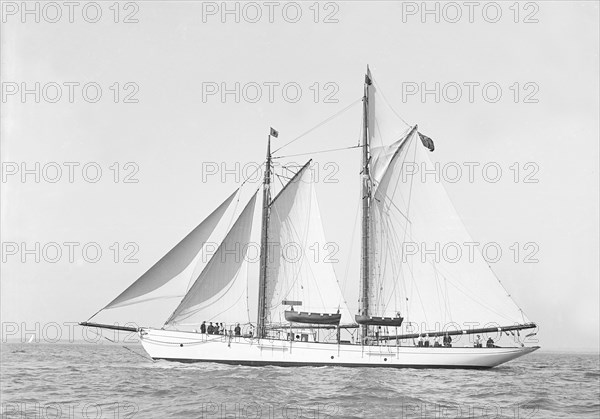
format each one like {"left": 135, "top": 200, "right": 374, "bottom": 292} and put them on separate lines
{"left": 418, "top": 132, "right": 435, "bottom": 152}
{"left": 270, "top": 127, "right": 279, "bottom": 138}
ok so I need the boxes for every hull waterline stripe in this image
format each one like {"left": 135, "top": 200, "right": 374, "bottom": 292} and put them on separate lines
{"left": 153, "top": 358, "right": 495, "bottom": 369}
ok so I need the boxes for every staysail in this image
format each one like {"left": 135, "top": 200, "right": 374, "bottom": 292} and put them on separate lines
{"left": 164, "top": 192, "right": 259, "bottom": 329}
{"left": 100, "top": 190, "right": 239, "bottom": 311}
{"left": 265, "top": 161, "right": 353, "bottom": 326}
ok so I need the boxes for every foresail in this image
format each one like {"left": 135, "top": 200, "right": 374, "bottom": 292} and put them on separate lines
{"left": 369, "top": 130, "right": 528, "bottom": 331}
{"left": 266, "top": 163, "right": 353, "bottom": 325}
{"left": 102, "top": 190, "right": 238, "bottom": 311}
{"left": 164, "top": 192, "right": 259, "bottom": 329}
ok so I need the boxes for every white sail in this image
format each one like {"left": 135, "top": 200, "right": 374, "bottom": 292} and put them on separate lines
{"left": 103, "top": 190, "right": 239, "bottom": 310}
{"left": 367, "top": 71, "right": 412, "bottom": 151}
{"left": 265, "top": 163, "right": 353, "bottom": 325}
{"left": 164, "top": 192, "right": 259, "bottom": 329}
{"left": 369, "top": 129, "right": 528, "bottom": 331}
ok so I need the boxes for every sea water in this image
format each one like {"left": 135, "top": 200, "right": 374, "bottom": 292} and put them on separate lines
{"left": 1, "top": 343, "right": 598, "bottom": 418}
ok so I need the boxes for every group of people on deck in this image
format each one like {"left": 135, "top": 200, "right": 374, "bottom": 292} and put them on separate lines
{"left": 416, "top": 333, "right": 497, "bottom": 348}
{"left": 199, "top": 321, "right": 243, "bottom": 337}
{"left": 474, "top": 335, "right": 497, "bottom": 348}
{"left": 417, "top": 333, "right": 453, "bottom": 347}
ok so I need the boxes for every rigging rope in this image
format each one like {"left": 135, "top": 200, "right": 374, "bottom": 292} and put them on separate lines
{"left": 86, "top": 327, "right": 157, "bottom": 364}
{"left": 273, "top": 145, "right": 361, "bottom": 160}
{"left": 372, "top": 79, "right": 411, "bottom": 128}
{"left": 272, "top": 98, "right": 362, "bottom": 154}
{"left": 240, "top": 162, "right": 266, "bottom": 188}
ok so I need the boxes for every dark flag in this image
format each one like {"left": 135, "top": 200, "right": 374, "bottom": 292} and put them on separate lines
{"left": 418, "top": 132, "right": 435, "bottom": 152}
{"left": 270, "top": 127, "right": 279, "bottom": 138}
{"left": 365, "top": 66, "right": 372, "bottom": 86}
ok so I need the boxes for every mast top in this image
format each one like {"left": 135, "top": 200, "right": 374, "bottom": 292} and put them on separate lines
{"left": 365, "top": 65, "right": 372, "bottom": 86}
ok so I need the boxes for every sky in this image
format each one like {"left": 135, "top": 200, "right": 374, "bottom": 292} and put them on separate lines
{"left": 1, "top": 1, "right": 598, "bottom": 351}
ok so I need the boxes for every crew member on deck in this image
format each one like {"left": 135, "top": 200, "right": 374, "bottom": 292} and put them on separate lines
{"left": 418, "top": 334, "right": 424, "bottom": 347}
{"left": 486, "top": 337, "right": 495, "bottom": 348}
{"left": 234, "top": 323, "right": 241, "bottom": 336}
{"left": 207, "top": 322, "right": 214, "bottom": 334}
{"left": 474, "top": 335, "right": 482, "bottom": 347}
{"left": 200, "top": 321, "right": 206, "bottom": 334}
{"left": 443, "top": 333, "right": 452, "bottom": 347}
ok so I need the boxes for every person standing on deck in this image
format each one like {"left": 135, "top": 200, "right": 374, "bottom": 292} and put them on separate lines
{"left": 443, "top": 333, "right": 452, "bottom": 347}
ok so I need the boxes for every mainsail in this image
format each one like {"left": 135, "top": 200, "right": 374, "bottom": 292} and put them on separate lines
{"left": 369, "top": 128, "right": 528, "bottom": 330}
{"left": 265, "top": 162, "right": 353, "bottom": 325}
{"left": 164, "top": 192, "right": 259, "bottom": 329}
{"left": 359, "top": 68, "right": 530, "bottom": 334}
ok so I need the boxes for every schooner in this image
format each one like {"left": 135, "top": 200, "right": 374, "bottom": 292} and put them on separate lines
{"left": 81, "top": 68, "right": 538, "bottom": 368}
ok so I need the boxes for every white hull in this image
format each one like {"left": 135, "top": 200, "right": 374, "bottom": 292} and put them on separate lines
{"left": 140, "top": 329, "right": 539, "bottom": 369}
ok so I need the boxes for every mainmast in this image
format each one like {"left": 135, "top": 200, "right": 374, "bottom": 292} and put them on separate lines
{"left": 359, "top": 67, "right": 371, "bottom": 341}
{"left": 257, "top": 133, "right": 273, "bottom": 338}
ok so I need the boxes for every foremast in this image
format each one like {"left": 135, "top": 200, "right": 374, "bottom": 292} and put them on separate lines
{"left": 257, "top": 133, "right": 272, "bottom": 338}
{"left": 359, "top": 67, "right": 372, "bottom": 342}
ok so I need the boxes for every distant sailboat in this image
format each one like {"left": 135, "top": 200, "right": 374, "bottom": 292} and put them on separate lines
{"left": 81, "top": 68, "right": 538, "bottom": 368}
